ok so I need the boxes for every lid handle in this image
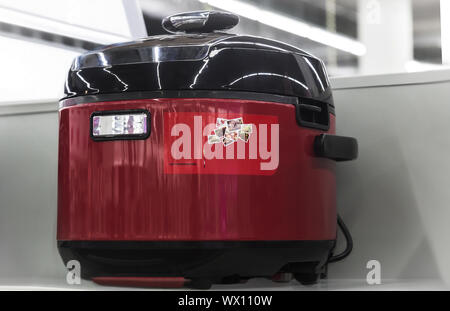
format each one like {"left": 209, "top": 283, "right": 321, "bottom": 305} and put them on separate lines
{"left": 162, "top": 11, "right": 239, "bottom": 34}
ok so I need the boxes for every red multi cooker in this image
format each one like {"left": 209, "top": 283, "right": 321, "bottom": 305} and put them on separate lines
{"left": 57, "top": 11, "right": 358, "bottom": 288}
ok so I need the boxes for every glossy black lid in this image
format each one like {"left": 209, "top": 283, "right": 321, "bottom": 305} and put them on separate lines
{"left": 63, "top": 11, "right": 333, "bottom": 106}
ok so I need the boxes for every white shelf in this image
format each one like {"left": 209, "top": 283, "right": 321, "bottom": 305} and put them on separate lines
{"left": 0, "top": 278, "right": 446, "bottom": 291}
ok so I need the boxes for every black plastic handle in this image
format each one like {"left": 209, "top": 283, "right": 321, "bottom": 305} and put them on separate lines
{"left": 314, "top": 134, "right": 358, "bottom": 162}
{"left": 162, "top": 11, "right": 239, "bottom": 34}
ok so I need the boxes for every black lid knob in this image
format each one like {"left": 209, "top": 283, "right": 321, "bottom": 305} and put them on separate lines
{"left": 162, "top": 11, "right": 239, "bottom": 34}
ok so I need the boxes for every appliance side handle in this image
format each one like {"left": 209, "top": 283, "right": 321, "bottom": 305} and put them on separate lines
{"left": 314, "top": 134, "right": 358, "bottom": 161}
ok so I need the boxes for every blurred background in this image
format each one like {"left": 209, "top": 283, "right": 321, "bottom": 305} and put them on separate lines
{"left": 0, "top": 0, "right": 447, "bottom": 102}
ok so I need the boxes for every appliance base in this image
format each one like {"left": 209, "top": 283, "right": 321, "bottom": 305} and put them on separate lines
{"left": 58, "top": 240, "right": 334, "bottom": 287}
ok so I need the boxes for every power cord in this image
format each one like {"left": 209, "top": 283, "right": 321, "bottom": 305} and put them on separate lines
{"left": 328, "top": 214, "right": 353, "bottom": 263}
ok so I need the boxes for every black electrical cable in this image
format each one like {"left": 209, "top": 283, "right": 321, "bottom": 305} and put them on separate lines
{"left": 328, "top": 214, "right": 353, "bottom": 263}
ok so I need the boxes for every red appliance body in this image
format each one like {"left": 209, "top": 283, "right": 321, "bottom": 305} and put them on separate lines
{"left": 58, "top": 98, "right": 336, "bottom": 241}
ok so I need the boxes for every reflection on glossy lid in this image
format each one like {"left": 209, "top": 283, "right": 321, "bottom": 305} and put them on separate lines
{"left": 71, "top": 33, "right": 315, "bottom": 70}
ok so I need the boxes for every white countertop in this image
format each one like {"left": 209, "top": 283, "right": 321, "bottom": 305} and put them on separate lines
{"left": 331, "top": 68, "right": 450, "bottom": 90}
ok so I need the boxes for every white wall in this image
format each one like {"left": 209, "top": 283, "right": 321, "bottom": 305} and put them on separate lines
{"left": 0, "top": 0, "right": 147, "bottom": 104}
{"left": 330, "top": 70, "right": 450, "bottom": 284}
{"left": 358, "top": 0, "right": 413, "bottom": 74}
{"left": 0, "top": 37, "right": 78, "bottom": 103}
{"left": 0, "top": 103, "right": 64, "bottom": 285}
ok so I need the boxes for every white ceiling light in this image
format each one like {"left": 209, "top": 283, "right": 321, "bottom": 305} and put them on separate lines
{"left": 198, "top": 0, "right": 366, "bottom": 56}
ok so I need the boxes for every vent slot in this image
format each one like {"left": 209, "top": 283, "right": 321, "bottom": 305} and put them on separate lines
{"left": 295, "top": 99, "right": 330, "bottom": 131}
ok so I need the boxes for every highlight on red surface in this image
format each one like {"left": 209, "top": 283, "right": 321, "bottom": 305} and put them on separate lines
{"left": 92, "top": 276, "right": 187, "bottom": 288}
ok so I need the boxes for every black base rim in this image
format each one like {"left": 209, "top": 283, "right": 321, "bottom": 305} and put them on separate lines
{"left": 58, "top": 240, "right": 334, "bottom": 281}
